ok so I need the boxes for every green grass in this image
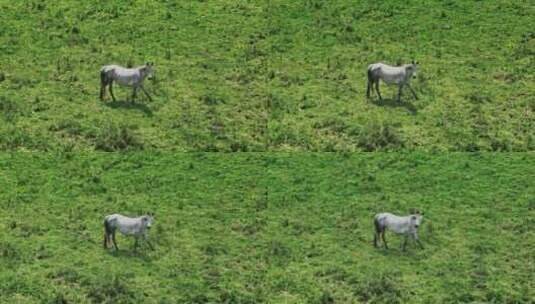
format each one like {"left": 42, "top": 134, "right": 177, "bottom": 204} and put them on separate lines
{"left": 0, "top": 1, "right": 268, "bottom": 152}
{"left": 1, "top": 153, "right": 533, "bottom": 303}
{"left": 267, "top": 0, "right": 534, "bottom": 151}
{"left": 0, "top": 0, "right": 533, "bottom": 151}
{"left": 1, "top": 1, "right": 533, "bottom": 303}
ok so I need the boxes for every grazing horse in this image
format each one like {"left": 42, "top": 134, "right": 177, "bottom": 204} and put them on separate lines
{"left": 100, "top": 62, "right": 154, "bottom": 102}
{"left": 367, "top": 61, "right": 419, "bottom": 101}
{"left": 103, "top": 213, "right": 155, "bottom": 251}
{"left": 374, "top": 210, "right": 424, "bottom": 251}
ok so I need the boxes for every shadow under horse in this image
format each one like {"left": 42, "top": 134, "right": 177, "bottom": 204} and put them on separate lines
{"left": 370, "top": 98, "right": 418, "bottom": 115}
{"left": 104, "top": 100, "right": 153, "bottom": 117}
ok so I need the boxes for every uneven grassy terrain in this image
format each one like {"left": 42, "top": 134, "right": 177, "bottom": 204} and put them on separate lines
{"left": 267, "top": 0, "right": 534, "bottom": 151}
{"left": 0, "top": 0, "right": 268, "bottom": 151}
{"left": 1, "top": 1, "right": 534, "bottom": 303}
{"left": 1, "top": 0, "right": 533, "bottom": 151}
{"left": 1, "top": 153, "right": 533, "bottom": 303}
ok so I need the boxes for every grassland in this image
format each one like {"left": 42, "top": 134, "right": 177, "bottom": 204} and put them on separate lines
{"left": 0, "top": 0, "right": 533, "bottom": 151}
{"left": 1, "top": 153, "right": 533, "bottom": 303}
{"left": 266, "top": 0, "right": 534, "bottom": 151}
{"left": 1, "top": 1, "right": 534, "bottom": 303}
{"left": 0, "top": 0, "right": 268, "bottom": 152}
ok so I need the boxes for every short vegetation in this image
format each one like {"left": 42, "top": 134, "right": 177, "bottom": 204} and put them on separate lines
{"left": 0, "top": 153, "right": 533, "bottom": 302}
{"left": 0, "top": 1, "right": 533, "bottom": 151}
{"left": 0, "top": 1, "right": 533, "bottom": 303}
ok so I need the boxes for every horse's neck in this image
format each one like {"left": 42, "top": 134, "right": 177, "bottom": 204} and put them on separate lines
{"left": 138, "top": 68, "right": 149, "bottom": 79}
{"left": 403, "top": 66, "right": 414, "bottom": 76}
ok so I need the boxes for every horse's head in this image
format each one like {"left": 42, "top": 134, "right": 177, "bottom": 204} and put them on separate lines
{"left": 411, "top": 210, "right": 423, "bottom": 228}
{"left": 143, "top": 213, "right": 155, "bottom": 229}
{"left": 143, "top": 62, "right": 155, "bottom": 80}
{"left": 407, "top": 60, "right": 419, "bottom": 78}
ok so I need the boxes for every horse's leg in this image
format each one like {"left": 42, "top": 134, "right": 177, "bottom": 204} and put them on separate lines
{"left": 407, "top": 83, "right": 418, "bottom": 100}
{"left": 140, "top": 85, "right": 153, "bottom": 102}
{"left": 402, "top": 235, "right": 408, "bottom": 251}
{"left": 131, "top": 87, "right": 137, "bottom": 103}
{"left": 381, "top": 231, "right": 388, "bottom": 249}
{"left": 103, "top": 232, "right": 108, "bottom": 248}
{"left": 144, "top": 234, "right": 154, "bottom": 250}
{"left": 416, "top": 239, "right": 424, "bottom": 249}
{"left": 373, "top": 231, "right": 379, "bottom": 247}
{"left": 112, "top": 231, "right": 119, "bottom": 250}
{"left": 134, "top": 237, "right": 139, "bottom": 252}
{"left": 366, "top": 80, "right": 372, "bottom": 99}
{"left": 100, "top": 84, "right": 107, "bottom": 101}
{"left": 109, "top": 82, "right": 116, "bottom": 102}
{"left": 375, "top": 81, "right": 382, "bottom": 100}
{"left": 397, "top": 84, "right": 403, "bottom": 102}
{"left": 413, "top": 232, "right": 424, "bottom": 249}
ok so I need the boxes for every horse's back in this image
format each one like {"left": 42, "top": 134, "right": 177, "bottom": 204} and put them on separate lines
{"left": 105, "top": 213, "right": 128, "bottom": 223}
{"left": 375, "top": 212, "right": 404, "bottom": 225}
{"left": 101, "top": 64, "right": 120, "bottom": 73}
{"left": 101, "top": 65, "right": 137, "bottom": 76}
{"left": 105, "top": 214, "right": 140, "bottom": 233}
{"left": 375, "top": 212, "right": 394, "bottom": 219}
{"left": 373, "top": 63, "right": 405, "bottom": 84}
{"left": 368, "top": 62, "right": 385, "bottom": 72}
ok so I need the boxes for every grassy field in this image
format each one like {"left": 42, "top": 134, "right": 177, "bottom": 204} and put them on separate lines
{"left": 1, "top": 153, "right": 533, "bottom": 303}
{"left": 1, "top": 1, "right": 534, "bottom": 303}
{"left": 266, "top": 0, "right": 534, "bottom": 151}
{"left": 0, "top": 0, "right": 533, "bottom": 151}
{"left": 0, "top": 1, "right": 268, "bottom": 152}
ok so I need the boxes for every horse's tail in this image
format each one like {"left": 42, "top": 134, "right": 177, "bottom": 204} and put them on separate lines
{"left": 373, "top": 215, "right": 381, "bottom": 247}
{"left": 103, "top": 218, "right": 111, "bottom": 248}
{"left": 366, "top": 66, "right": 373, "bottom": 98}
{"left": 100, "top": 68, "right": 108, "bottom": 101}
{"left": 374, "top": 215, "right": 383, "bottom": 233}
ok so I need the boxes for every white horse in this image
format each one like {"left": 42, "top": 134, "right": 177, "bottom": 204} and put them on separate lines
{"left": 374, "top": 211, "right": 424, "bottom": 251}
{"left": 100, "top": 62, "right": 154, "bottom": 102}
{"left": 367, "top": 61, "right": 419, "bottom": 101}
{"left": 103, "top": 213, "right": 155, "bottom": 251}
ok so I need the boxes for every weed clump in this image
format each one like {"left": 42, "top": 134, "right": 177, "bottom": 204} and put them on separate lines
{"left": 0, "top": 96, "right": 22, "bottom": 122}
{"left": 350, "top": 122, "right": 405, "bottom": 151}
{"left": 86, "top": 275, "right": 141, "bottom": 303}
{"left": 352, "top": 272, "right": 405, "bottom": 303}
{"left": 0, "top": 241, "right": 20, "bottom": 260}
{"left": 0, "top": 126, "right": 40, "bottom": 150}
{"left": 90, "top": 122, "right": 143, "bottom": 151}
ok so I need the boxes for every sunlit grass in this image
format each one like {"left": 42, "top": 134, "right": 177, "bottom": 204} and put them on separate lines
{"left": 1, "top": 153, "right": 533, "bottom": 302}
